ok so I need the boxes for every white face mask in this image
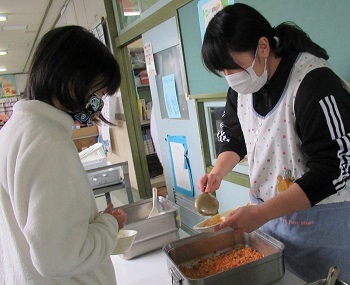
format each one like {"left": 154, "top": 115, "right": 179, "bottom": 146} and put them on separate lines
{"left": 225, "top": 53, "right": 267, "bottom": 95}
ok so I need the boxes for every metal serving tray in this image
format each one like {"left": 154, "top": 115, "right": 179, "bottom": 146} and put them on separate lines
{"left": 118, "top": 196, "right": 181, "bottom": 259}
{"left": 163, "top": 229, "right": 285, "bottom": 285}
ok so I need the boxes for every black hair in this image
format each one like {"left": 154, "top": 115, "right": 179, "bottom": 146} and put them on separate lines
{"left": 202, "top": 3, "right": 329, "bottom": 76}
{"left": 24, "top": 25, "right": 121, "bottom": 125}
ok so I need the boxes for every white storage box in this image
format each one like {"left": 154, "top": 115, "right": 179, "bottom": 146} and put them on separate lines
{"left": 79, "top": 142, "right": 106, "bottom": 163}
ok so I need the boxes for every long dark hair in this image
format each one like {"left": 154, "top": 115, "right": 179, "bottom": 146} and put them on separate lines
{"left": 202, "top": 3, "right": 329, "bottom": 76}
{"left": 24, "top": 25, "right": 121, "bottom": 125}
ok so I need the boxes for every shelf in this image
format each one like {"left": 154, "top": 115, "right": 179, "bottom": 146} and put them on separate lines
{"left": 141, "top": 120, "right": 150, "bottom": 126}
{"left": 86, "top": 161, "right": 134, "bottom": 205}
{"left": 132, "top": 65, "right": 146, "bottom": 69}
{"left": 137, "top": 84, "right": 150, "bottom": 89}
{"left": 0, "top": 94, "right": 21, "bottom": 100}
{"left": 151, "top": 174, "right": 165, "bottom": 188}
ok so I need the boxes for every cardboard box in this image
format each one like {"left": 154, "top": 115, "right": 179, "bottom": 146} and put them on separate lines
{"left": 71, "top": 125, "right": 98, "bottom": 139}
{"left": 71, "top": 126, "right": 99, "bottom": 151}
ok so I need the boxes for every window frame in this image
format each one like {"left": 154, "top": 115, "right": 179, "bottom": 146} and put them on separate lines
{"left": 196, "top": 94, "right": 250, "bottom": 188}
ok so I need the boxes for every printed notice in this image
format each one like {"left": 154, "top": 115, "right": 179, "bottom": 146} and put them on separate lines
{"left": 167, "top": 135, "right": 194, "bottom": 197}
{"left": 162, "top": 74, "right": 181, "bottom": 119}
{"left": 143, "top": 42, "right": 157, "bottom": 77}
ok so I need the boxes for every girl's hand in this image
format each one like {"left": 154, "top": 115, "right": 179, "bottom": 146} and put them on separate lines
{"left": 104, "top": 204, "right": 128, "bottom": 230}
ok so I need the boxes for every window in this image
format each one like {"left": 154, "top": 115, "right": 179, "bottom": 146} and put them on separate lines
{"left": 204, "top": 101, "right": 225, "bottom": 166}
{"left": 115, "top": 0, "right": 171, "bottom": 30}
{"left": 203, "top": 101, "right": 249, "bottom": 176}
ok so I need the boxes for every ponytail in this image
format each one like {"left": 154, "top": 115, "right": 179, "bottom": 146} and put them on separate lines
{"left": 201, "top": 4, "right": 329, "bottom": 76}
{"left": 274, "top": 22, "right": 329, "bottom": 60}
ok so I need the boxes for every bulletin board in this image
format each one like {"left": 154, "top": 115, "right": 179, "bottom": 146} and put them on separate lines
{"left": 178, "top": 0, "right": 350, "bottom": 95}
{"left": 167, "top": 135, "right": 194, "bottom": 197}
{"left": 198, "top": 0, "right": 235, "bottom": 41}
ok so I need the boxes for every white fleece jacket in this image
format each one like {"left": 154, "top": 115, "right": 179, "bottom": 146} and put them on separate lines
{"left": 0, "top": 100, "right": 119, "bottom": 284}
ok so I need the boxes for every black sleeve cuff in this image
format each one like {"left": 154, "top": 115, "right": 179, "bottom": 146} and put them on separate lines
{"left": 295, "top": 171, "right": 337, "bottom": 206}
{"left": 219, "top": 142, "right": 246, "bottom": 160}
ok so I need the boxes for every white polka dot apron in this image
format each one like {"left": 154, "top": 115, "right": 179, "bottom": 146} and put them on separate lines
{"left": 237, "top": 53, "right": 350, "bottom": 282}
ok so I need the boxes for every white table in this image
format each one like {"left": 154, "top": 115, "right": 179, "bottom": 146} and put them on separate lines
{"left": 111, "top": 231, "right": 305, "bottom": 285}
{"left": 112, "top": 249, "right": 305, "bottom": 285}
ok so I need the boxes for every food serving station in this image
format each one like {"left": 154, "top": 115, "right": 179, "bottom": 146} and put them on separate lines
{"left": 109, "top": 194, "right": 348, "bottom": 285}
{"left": 111, "top": 229, "right": 306, "bottom": 285}
{"left": 109, "top": 194, "right": 306, "bottom": 285}
{"left": 106, "top": 188, "right": 347, "bottom": 285}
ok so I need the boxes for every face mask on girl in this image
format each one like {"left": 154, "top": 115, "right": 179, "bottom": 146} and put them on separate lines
{"left": 225, "top": 49, "right": 267, "bottom": 94}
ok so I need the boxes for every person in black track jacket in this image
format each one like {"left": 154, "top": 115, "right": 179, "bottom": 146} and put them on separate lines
{"left": 197, "top": 3, "right": 350, "bottom": 282}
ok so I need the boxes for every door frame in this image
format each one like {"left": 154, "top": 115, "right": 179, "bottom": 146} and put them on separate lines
{"left": 104, "top": 0, "right": 191, "bottom": 198}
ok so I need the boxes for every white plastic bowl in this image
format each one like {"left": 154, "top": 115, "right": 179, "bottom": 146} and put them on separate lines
{"left": 112, "top": 230, "right": 137, "bottom": 255}
{"left": 193, "top": 209, "right": 234, "bottom": 233}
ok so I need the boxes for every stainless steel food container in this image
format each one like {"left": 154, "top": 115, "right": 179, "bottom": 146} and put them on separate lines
{"left": 118, "top": 196, "right": 181, "bottom": 259}
{"left": 163, "top": 229, "right": 285, "bottom": 285}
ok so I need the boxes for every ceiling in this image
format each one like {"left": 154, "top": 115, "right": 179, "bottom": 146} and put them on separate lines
{"left": 0, "top": 0, "right": 67, "bottom": 75}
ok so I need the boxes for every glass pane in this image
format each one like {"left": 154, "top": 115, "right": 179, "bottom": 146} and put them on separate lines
{"left": 208, "top": 106, "right": 225, "bottom": 159}
{"left": 204, "top": 101, "right": 249, "bottom": 175}
{"left": 119, "top": 0, "right": 141, "bottom": 27}
{"left": 203, "top": 101, "right": 225, "bottom": 165}
{"left": 140, "top": 0, "right": 160, "bottom": 12}
{"left": 154, "top": 45, "right": 189, "bottom": 120}
{"left": 118, "top": 0, "right": 162, "bottom": 29}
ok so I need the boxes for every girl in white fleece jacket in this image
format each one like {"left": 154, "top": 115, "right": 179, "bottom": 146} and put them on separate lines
{"left": 0, "top": 25, "right": 127, "bottom": 284}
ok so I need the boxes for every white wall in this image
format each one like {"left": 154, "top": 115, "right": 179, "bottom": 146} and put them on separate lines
{"left": 14, "top": 74, "right": 27, "bottom": 94}
{"left": 56, "top": 0, "right": 106, "bottom": 28}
